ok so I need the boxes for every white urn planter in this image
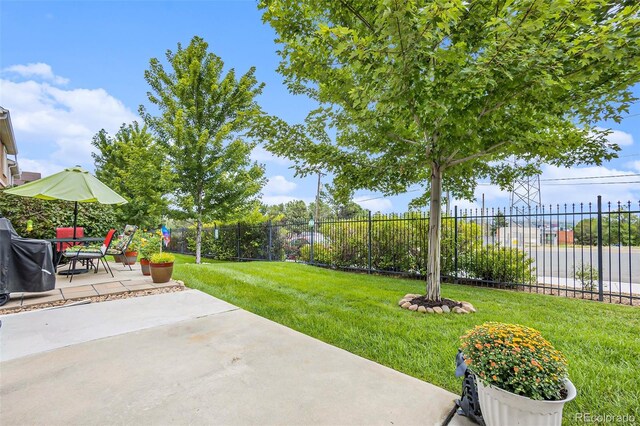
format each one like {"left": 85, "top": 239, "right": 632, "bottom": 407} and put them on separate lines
{"left": 476, "top": 377, "right": 577, "bottom": 426}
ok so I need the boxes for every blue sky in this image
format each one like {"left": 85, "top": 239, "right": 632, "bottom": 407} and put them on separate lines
{"left": 1, "top": 0, "right": 639, "bottom": 213}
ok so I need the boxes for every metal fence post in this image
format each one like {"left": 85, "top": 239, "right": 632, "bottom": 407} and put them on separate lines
{"left": 368, "top": 210, "right": 372, "bottom": 274}
{"left": 310, "top": 227, "right": 314, "bottom": 264}
{"left": 454, "top": 206, "right": 458, "bottom": 281}
{"left": 236, "top": 223, "right": 241, "bottom": 261}
{"left": 597, "top": 195, "right": 604, "bottom": 301}
{"left": 268, "top": 220, "right": 272, "bottom": 261}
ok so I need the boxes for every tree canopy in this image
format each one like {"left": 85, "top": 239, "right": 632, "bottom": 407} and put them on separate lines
{"left": 258, "top": 0, "right": 640, "bottom": 300}
{"left": 140, "top": 36, "right": 266, "bottom": 263}
{"left": 92, "top": 121, "right": 170, "bottom": 229}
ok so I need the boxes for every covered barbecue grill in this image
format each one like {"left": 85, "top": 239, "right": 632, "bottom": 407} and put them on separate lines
{"left": 0, "top": 217, "right": 55, "bottom": 306}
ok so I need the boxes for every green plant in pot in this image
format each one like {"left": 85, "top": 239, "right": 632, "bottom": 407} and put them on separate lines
{"left": 460, "top": 322, "right": 575, "bottom": 426}
{"left": 139, "top": 231, "right": 162, "bottom": 276}
{"left": 124, "top": 230, "right": 140, "bottom": 265}
{"left": 149, "top": 252, "right": 175, "bottom": 283}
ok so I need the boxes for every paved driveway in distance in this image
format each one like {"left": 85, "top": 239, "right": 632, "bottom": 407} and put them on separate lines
{"left": 0, "top": 290, "right": 471, "bottom": 426}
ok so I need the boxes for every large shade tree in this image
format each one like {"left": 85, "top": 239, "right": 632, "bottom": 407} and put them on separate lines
{"left": 92, "top": 122, "right": 171, "bottom": 229}
{"left": 258, "top": 0, "right": 640, "bottom": 300}
{"left": 140, "top": 36, "right": 266, "bottom": 263}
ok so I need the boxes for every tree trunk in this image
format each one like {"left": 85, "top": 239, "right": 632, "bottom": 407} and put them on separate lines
{"left": 195, "top": 214, "right": 202, "bottom": 264}
{"left": 426, "top": 164, "right": 443, "bottom": 301}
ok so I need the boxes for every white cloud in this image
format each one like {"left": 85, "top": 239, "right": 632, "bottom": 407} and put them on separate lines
{"left": 18, "top": 157, "right": 63, "bottom": 177}
{"left": 262, "top": 195, "right": 314, "bottom": 205}
{"left": 628, "top": 161, "right": 640, "bottom": 172}
{"left": 353, "top": 195, "right": 393, "bottom": 213}
{"left": 538, "top": 164, "right": 639, "bottom": 205}
{"left": 596, "top": 127, "right": 634, "bottom": 147}
{"left": 3, "top": 63, "right": 69, "bottom": 85}
{"left": 251, "top": 145, "right": 292, "bottom": 166}
{"left": 263, "top": 175, "right": 297, "bottom": 195}
{"left": 0, "top": 65, "right": 137, "bottom": 174}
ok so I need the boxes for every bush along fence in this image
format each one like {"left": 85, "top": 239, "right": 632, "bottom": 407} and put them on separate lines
{"left": 167, "top": 196, "right": 640, "bottom": 305}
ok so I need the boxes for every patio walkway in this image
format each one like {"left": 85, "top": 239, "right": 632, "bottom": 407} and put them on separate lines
{"left": 0, "top": 290, "right": 472, "bottom": 426}
{"left": 1, "top": 261, "right": 183, "bottom": 314}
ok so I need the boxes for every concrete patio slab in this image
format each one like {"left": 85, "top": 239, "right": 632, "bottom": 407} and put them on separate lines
{"left": 0, "top": 297, "right": 22, "bottom": 310}
{"left": 53, "top": 261, "right": 143, "bottom": 289}
{"left": 60, "top": 289, "right": 98, "bottom": 299}
{"left": 0, "top": 290, "right": 470, "bottom": 425}
{"left": 123, "top": 282, "right": 156, "bottom": 291}
{"left": 61, "top": 284, "right": 96, "bottom": 294}
{"left": 93, "top": 283, "right": 128, "bottom": 296}
{"left": 20, "top": 289, "right": 64, "bottom": 306}
{"left": 0, "top": 290, "right": 236, "bottom": 361}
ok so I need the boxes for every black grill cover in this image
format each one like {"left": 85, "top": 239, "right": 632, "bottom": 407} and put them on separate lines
{"left": 0, "top": 218, "right": 56, "bottom": 294}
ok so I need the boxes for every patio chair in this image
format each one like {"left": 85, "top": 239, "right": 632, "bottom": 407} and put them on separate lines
{"left": 63, "top": 229, "right": 117, "bottom": 282}
{"left": 106, "top": 225, "right": 138, "bottom": 270}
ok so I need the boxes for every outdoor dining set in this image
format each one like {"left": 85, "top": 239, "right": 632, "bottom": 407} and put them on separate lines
{"left": 0, "top": 166, "right": 134, "bottom": 306}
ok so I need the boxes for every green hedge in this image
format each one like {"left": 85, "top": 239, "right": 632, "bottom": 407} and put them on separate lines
{"left": 459, "top": 245, "right": 536, "bottom": 286}
{"left": 0, "top": 191, "right": 119, "bottom": 239}
{"left": 176, "top": 222, "right": 287, "bottom": 261}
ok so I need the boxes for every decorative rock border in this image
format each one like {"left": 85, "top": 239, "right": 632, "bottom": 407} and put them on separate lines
{"left": 397, "top": 293, "right": 477, "bottom": 314}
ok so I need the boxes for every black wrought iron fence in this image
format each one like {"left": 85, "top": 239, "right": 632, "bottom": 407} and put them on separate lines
{"left": 167, "top": 196, "right": 640, "bottom": 305}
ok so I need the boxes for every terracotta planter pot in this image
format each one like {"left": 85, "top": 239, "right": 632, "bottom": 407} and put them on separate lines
{"left": 124, "top": 251, "right": 138, "bottom": 265}
{"left": 149, "top": 261, "right": 174, "bottom": 283}
{"left": 140, "top": 258, "right": 151, "bottom": 276}
{"left": 112, "top": 254, "right": 124, "bottom": 263}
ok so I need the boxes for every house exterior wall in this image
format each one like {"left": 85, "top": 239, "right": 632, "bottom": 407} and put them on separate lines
{"left": 0, "top": 107, "right": 19, "bottom": 188}
{"left": 558, "top": 230, "right": 574, "bottom": 244}
{"left": 13, "top": 171, "right": 41, "bottom": 186}
{"left": 495, "top": 226, "right": 541, "bottom": 247}
{"left": 0, "top": 143, "right": 8, "bottom": 188}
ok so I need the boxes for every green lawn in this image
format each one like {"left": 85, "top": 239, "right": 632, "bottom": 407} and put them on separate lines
{"left": 173, "top": 254, "right": 639, "bottom": 424}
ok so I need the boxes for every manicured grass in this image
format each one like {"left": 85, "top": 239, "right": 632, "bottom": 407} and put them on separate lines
{"left": 174, "top": 257, "right": 639, "bottom": 424}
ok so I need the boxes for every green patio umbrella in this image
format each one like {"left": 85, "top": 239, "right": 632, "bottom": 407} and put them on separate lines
{"left": 4, "top": 166, "right": 127, "bottom": 238}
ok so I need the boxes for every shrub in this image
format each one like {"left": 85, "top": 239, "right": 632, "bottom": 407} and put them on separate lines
{"left": 318, "top": 214, "right": 482, "bottom": 275}
{"left": 299, "top": 243, "right": 334, "bottom": 264}
{"left": 574, "top": 263, "right": 598, "bottom": 291}
{"left": 150, "top": 252, "right": 175, "bottom": 264}
{"left": 460, "top": 245, "right": 536, "bottom": 286}
{"left": 0, "top": 191, "right": 118, "bottom": 239}
{"left": 460, "top": 322, "right": 569, "bottom": 401}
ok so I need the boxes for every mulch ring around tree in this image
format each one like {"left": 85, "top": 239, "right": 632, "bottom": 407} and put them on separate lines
{"left": 398, "top": 293, "right": 476, "bottom": 314}
{"left": 410, "top": 296, "right": 461, "bottom": 309}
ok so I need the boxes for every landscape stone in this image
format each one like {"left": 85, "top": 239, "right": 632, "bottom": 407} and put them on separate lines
{"left": 426, "top": 307, "right": 434, "bottom": 314}
{"left": 433, "top": 306, "right": 443, "bottom": 314}
{"left": 441, "top": 305, "right": 450, "bottom": 313}
{"left": 417, "top": 306, "right": 427, "bottom": 313}
{"left": 398, "top": 299, "right": 408, "bottom": 306}
{"left": 409, "top": 304, "right": 418, "bottom": 311}
{"left": 401, "top": 302, "right": 411, "bottom": 309}
{"left": 461, "top": 302, "right": 476, "bottom": 313}
{"left": 404, "top": 294, "right": 414, "bottom": 299}
{"left": 452, "top": 307, "right": 461, "bottom": 313}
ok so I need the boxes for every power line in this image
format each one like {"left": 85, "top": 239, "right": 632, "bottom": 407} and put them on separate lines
{"left": 542, "top": 180, "right": 640, "bottom": 186}
{"left": 540, "top": 173, "right": 640, "bottom": 181}
{"left": 356, "top": 176, "right": 640, "bottom": 203}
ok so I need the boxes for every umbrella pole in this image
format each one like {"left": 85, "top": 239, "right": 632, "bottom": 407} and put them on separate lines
{"left": 73, "top": 201, "right": 78, "bottom": 239}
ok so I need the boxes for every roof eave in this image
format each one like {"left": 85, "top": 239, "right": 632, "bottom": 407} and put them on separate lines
{"left": 0, "top": 107, "right": 18, "bottom": 155}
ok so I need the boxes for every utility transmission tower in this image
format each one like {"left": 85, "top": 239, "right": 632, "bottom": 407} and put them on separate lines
{"left": 510, "top": 174, "right": 542, "bottom": 214}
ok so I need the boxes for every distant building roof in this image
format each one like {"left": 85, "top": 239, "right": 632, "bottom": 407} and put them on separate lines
{"left": 14, "top": 171, "right": 41, "bottom": 186}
